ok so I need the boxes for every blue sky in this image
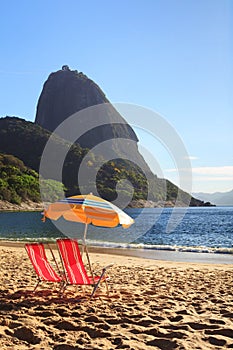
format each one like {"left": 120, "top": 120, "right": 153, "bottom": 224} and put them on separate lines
{"left": 0, "top": 0, "right": 232, "bottom": 194}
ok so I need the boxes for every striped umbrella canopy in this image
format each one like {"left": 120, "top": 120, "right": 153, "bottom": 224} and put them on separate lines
{"left": 43, "top": 194, "right": 134, "bottom": 275}
{"left": 43, "top": 193, "right": 134, "bottom": 229}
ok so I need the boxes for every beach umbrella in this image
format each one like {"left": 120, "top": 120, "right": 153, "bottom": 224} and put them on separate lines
{"left": 42, "top": 193, "right": 134, "bottom": 274}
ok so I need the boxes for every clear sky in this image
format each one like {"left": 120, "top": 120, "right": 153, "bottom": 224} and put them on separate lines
{"left": 0, "top": 0, "right": 232, "bottom": 194}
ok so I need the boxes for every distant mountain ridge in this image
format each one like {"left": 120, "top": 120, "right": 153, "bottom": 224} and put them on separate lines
{"left": 193, "top": 190, "right": 233, "bottom": 206}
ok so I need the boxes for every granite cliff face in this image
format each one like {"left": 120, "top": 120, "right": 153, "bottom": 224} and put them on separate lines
{"left": 35, "top": 66, "right": 148, "bottom": 169}
{"left": 35, "top": 66, "right": 111, "bottom": 132}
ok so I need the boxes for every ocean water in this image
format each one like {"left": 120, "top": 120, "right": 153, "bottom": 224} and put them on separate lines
{"left": 0, "top": 207, "right": 232, "bottom": 258}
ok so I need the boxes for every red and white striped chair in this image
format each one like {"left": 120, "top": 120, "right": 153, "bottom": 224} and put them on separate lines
{"left": 25, "top": 243, "right": 64, "bottom": 292}
{"left": 57, "top": 238, "right": 113, "bottom": 298}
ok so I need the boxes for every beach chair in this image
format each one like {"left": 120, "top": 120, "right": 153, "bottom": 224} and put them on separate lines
{"left": 57, "top": 238, "right": 113, "bottom": 298}
{"left": 25, "top": 243, "right": 64, "bottom": 292}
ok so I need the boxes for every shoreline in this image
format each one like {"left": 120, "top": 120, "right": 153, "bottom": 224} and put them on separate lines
{"left": 0, "top": 198, "right": 219, "bottom": 212}
{"left": 0, "top": 200, "right": 43, "bottom": 212}
{"left": 0, "top": 240, "right": 232, "bottom": 265}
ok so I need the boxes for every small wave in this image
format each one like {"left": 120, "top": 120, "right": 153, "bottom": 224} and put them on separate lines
{"left": 0, "top": 237, "right": 58, "bottom": 243}
{"left": 1, "top": 237, "right": 232, "bottom": 255}
{"left": 85, "top": 240, "right": 233, "bottom": 255}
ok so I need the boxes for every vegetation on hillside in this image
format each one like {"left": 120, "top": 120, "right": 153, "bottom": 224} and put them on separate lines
{"left": 0, "top": 154, "right": 39, "bottom": 204}
{"left": 0, "top": 153, "right": 64, "bottom": 205}
{"left": 0, "top": 117, "right": 86, "bottom": 172}
{"left": 0, "top": 116, "right": 205, "bottom": 206}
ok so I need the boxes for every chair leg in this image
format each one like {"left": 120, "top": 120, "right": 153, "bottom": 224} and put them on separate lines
{"left": 105, "top": 279, "right": 110, "bottom": 296}
{"left": 59, "top": 282, "right": 67, "bottom": 296}
{"left": 33, "top": 279, "right": 40, "bottom": 293}
{"left": 90, "top": 283, "right": 100, "bottom": 299}
{"left": 90, "top": 269, "right": 107, "bottom": 299}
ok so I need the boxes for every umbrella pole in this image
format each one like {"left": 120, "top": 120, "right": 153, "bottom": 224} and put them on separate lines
{"left": 82, "top": 223, "right": 94, "bottom": 280}
{"left": 84, "top": 245, "right": 94, "bottom": 281}
{"left": 82, "top": 223, "right": 88, "bottom": 256}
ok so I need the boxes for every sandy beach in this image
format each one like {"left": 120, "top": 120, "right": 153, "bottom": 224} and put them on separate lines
{"left": 0, "top": 243, "right": 232, "bottom": 350}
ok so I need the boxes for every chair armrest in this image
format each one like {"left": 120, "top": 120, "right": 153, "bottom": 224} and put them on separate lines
{"left": 103, "top": 263, "right": 114, "bottom": 271}
{"left": 90, "top": 263, "right": 114, "bottom": 299}
{"left": 93, "top": 263, "right": 114, "bottom": 275}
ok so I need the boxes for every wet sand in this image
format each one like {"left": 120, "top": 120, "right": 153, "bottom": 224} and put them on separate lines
{"left": 0, "top": 243, "right": 233, "bottom": 349}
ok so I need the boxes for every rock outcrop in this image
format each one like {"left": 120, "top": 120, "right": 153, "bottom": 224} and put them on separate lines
{"left": 35, "top": 65, "right": 111, "bottom": 133}
{"left": 35, "top": 66, "right": 149, "bottom": 170}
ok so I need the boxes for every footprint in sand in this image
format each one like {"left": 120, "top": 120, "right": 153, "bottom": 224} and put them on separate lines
{"left": 55, "top": 320, "right": 79, "bottom": 331}
{"left": 79, "top": 325, "right": 112, "bottom": 339}
{"left": 205, "top": 328, "right": 233, "bottom": 339}
{"left": 168, "top": 315, "right": 183, "bottom": 322}
{"left": 138, "top": 327, "right": 187, "bottom": 341}
{"left": 164, "top": 324, "right": 189, "bottom": 331}
{"left": 35, "top": 310, "right": 57, "bottom": 318}
{"left": 220, "top": 311, "right": 233, "bottom": 318}
{"left": 105, "top": 317, "right": 121, "bottom": 325}
{"left": 53, "top": 345, "right": 79, "bottom": 350}
{"left": 10, "top": 326, "right": 41, "bottom": 345}
{"left": 136, "top": 318, "right": 157, "bottom": 327}
{"left": 207, "top": 336, "right": 227, "bottom": 347}
{"left": 84, "top": 315, "right": 102, "bottom": 323}
{"left": 146, "top": 338, "right": 178, "bottom": 349}
{"left": 209, "top": 318, "right": 225, "bottom": 325}
{"left": 187, "top": 322, "right": 219, "bottom": 331}
{"left": 55, "top": 307, "right": 70, "bottom": 317}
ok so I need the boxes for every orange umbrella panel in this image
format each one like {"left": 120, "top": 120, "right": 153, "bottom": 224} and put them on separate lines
{"left": 43, "top": 194, "right": 134, "bottom": 228}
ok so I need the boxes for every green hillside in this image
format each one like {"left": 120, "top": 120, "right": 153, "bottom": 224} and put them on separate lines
{"left": 0, "top": 153, "right": 64, "bottom": 204}
{"left": 0, "top": 116, "right": 205, "bottom": 206}
{"left": 0, "top": 153, "right": 39, "bottom": 204}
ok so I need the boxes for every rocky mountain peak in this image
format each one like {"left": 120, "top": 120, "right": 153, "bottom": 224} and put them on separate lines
{"left": 34, "top": 66, "right": 148, "bottom": 169}
{"left": 35, "top": 66, "right": 108, "bottom": 130}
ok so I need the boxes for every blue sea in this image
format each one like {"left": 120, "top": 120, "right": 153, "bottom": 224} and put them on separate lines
{"left": 0, "top": 207, "right": 233, "bottom": 263}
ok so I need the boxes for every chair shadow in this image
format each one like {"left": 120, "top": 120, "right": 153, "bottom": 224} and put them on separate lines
{"left": 0, "top": 288, "right": 87, "bottom": 311}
